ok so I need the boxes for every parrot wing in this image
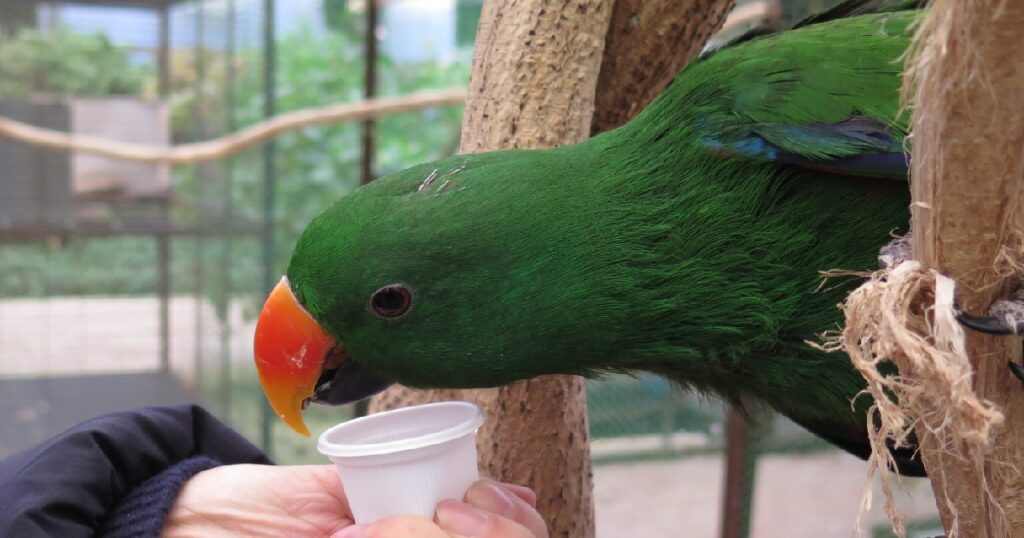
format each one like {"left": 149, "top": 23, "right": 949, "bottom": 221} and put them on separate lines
{"left": 796, "top": 0, "right": 926, "bottom": 28}
{"left": 690, "top": 5, "right": 919, "bottom": 179}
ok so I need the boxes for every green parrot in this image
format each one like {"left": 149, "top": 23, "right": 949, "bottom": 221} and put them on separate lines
{"left": 254, "top": 0, "right": 934, "bottom": 475}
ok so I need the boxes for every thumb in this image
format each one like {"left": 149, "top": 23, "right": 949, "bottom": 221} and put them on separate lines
{"left": 305, "top": 464, "right": 344, "bottom": 487}
{"left": 436, "top": 500, "right": 537, "bottom": 538}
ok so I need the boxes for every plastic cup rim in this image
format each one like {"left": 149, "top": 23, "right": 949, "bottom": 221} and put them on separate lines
{"left": 317, "top": 400, "right": 484, "bottom": 459}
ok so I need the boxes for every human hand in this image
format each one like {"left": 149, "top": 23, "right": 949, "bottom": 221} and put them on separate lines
{"left": 162, "top": 463, "right": 547, "bottom": 538}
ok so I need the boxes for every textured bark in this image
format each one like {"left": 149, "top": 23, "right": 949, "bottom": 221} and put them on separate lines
{"left": 591, "top": 0, "right": 735, "bottom": 134}
{"left": 909, "top": 1, "right": 1024, "bottom": 536}
{"left": 458, "top": 0, "right": 614, "bottom": 154}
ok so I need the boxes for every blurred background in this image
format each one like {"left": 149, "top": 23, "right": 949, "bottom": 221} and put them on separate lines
{"left": 0, "top": 1, "right": 939, "bottom": 536}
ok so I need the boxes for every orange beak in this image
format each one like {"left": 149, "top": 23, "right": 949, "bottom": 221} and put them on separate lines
{"left": 254, "top": 276, "right": 336, "bottom": 437}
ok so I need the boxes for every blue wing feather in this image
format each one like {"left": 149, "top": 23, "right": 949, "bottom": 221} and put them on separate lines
{"left": 703, "top": 116, "right": 908, "bottom": 179}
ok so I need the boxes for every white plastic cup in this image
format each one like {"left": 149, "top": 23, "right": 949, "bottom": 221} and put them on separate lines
{"left": 316, "top": 400, "right": 485, "bottom": 524}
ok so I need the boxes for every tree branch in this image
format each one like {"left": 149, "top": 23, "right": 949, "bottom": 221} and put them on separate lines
{"left": 0, "top": 88, "right": 465, "bottom": 164}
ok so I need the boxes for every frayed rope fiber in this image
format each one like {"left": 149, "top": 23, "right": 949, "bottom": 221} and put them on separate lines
{"left": 831, "top": 261, "right": 1003, "bottom": 537}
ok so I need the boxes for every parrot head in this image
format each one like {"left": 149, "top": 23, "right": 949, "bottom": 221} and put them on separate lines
{"left": 254, "top": 146, "right": 637, "bottom": 435}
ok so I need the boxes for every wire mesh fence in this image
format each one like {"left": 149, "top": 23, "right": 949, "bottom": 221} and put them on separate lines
{"left": 0, "top": 1, "right": 941, "bottom": 536}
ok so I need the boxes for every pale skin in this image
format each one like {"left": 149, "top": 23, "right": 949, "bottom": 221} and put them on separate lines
{"left": 162, "top": 464, "right": 548, "bottom": 538}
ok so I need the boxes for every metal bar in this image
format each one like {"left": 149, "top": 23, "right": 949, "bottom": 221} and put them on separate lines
{"left": 660, "top": 390, "right": 673, "bottom": 451}
{"left": 719, "top": 407, "right": 757, "bottom": 538}
{"left": 217, "top": 0, "right": 238, "bottom": 425}
{"left": 157, "top": 235, "right": 171, "bottom": 373}
{"left": 157, "top": 3, "right": 172, "bottom": 374}
{"left": 157, "top": 4, "right": 171, "bottom": 97}
{"left": 193, "top": 1, "right": 207, "bottom": 137}
{"left": 192, "top": 0, "right": 207, "bottom": 402}
{"left": 259, "top": 0, "right": 278, "bottom": 455}
{"left": 359, "top": 0, "right": 378, "bottom": 186}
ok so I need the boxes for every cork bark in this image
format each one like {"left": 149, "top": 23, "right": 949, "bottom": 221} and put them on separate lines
{"left": 372, "top": 1, "right": 735, "bottom": 537}
{"left": 908, "top": 1, "right": 1024, "bottom": 536}
{"left": 591, "top": 0, "right": 734, "bottom": 134}
{"left": 457, "top": 0, "right": 614, "bottom": 154}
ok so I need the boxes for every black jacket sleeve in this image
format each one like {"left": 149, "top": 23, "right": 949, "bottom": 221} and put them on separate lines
{"left": 0, "top": 404, "right": 271, "bottom": 538}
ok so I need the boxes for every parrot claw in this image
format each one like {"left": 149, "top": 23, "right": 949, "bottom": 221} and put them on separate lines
{"left": 954, "top": 288, "right": 1024, "bottom": 387}
{"left": 1009, "top": 361, "right": 1024, "bottom": 384}
{"left": 877, "top": 232, "right": 912, "bottom": 270}
{"left": 954, "top": 288, "right": 1024, "bottom": 336}
{"left": 955, "top": 310, "right": 1024, "bottom": 335}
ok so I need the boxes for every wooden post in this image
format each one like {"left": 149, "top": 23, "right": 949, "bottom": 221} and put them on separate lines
{"left": 720, "top": 410, "right": 757, "bottom": 538}
{"left": 591, "top": 0, "right": 734, "bottom": 134}
{"left": 372, "top": 2, "right": 733, "bottom": 537}
{"left": 909, "top": 1, "right": 1024, "bottom": 536}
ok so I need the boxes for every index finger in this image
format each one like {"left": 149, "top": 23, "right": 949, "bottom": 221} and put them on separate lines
{"left": 463, "top": 480, "right": 548, "bottom": 538}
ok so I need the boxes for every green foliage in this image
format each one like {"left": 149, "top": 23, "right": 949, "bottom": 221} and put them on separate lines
{"left": 0, "top": 27, "right": 145, "bottom": 99}
{"left": 162, "top": 47, "right": 249, "bottom": 139}
{"left": 455, "top": 0, "right": 484, "bottom": 48}
{"left": 0, "top": 238, "right": 156, "bottom": 296}
{"left": 322, "top": 0, "right": 360, "bottom": 35}
{"left": 0, "top": 237, "right": 243, "bottom": 297}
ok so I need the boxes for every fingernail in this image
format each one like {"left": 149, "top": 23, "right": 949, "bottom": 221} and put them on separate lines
{"left": 332, "top": 523, "right": 370, "bottom": 538}
{"left": 499, "top": 482, "right": 537, "bottom": 507}
{"left": 437, "top": 500, "right": 490, "bottom": 536}
{"left": 467, "top": 481, "right": 515, "bottom": 517}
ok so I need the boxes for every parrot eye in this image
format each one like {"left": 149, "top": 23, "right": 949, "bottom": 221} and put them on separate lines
{"left": 369, "top": 284, "right": 413, "bottom": 319}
